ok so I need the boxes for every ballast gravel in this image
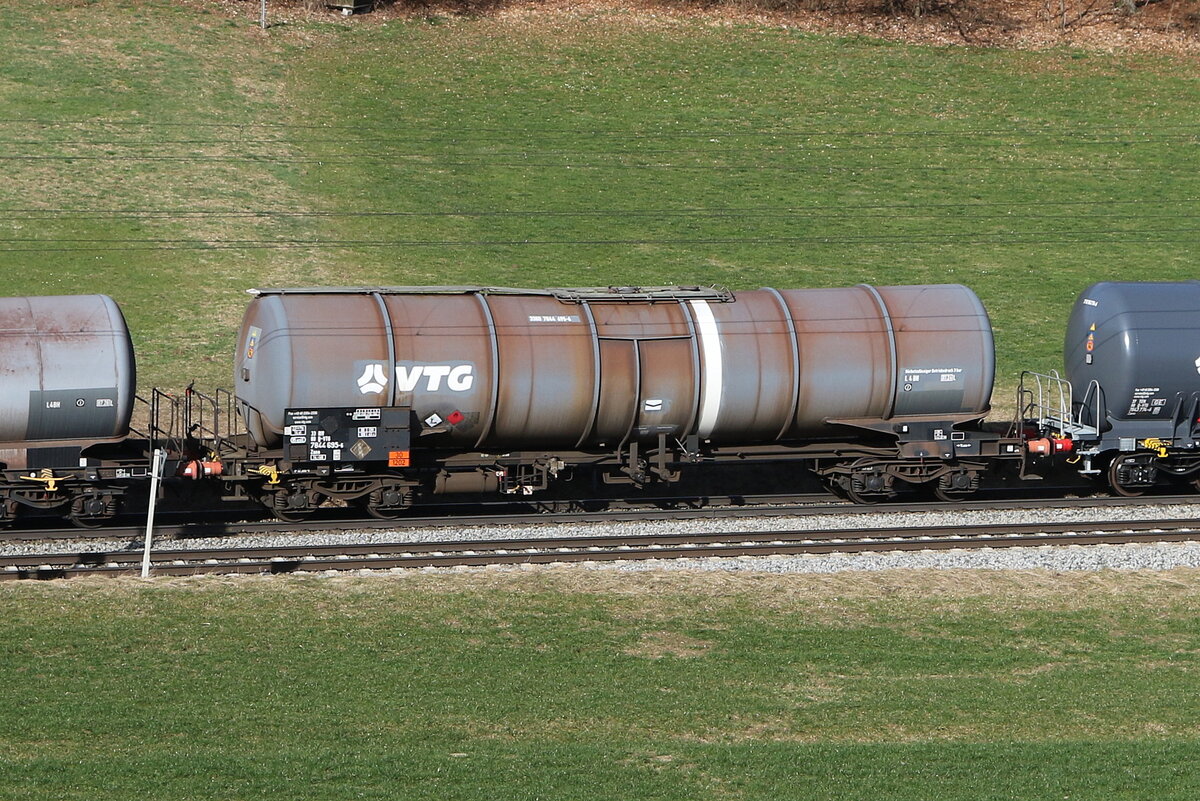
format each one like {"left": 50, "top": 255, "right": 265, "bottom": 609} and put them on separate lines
{"left": 567, "top": 541, "right": 1200, "bottom": 574}
{"left": 9, "top": 501, "right": 1200, "bottom": 574}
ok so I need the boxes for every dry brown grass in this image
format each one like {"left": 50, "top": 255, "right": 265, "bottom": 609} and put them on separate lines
{"left": 624, "top": 630, "right": 715, "bottom": 658}
{"left": 17, "top": 562, "right": 1200, "bottom": 612}
{"left": 215, "top": 0, "right": 1200, "bottom": 54}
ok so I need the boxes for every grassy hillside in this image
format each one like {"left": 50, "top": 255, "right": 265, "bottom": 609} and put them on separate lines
{"left": 2, "top": 1, "right": 1199, "bottom": 397}
{"left": 4, "top": 7, "right": 1200, "bottom": 799}
{"left": 2, "top": 570, "right": 1200, "bottom": 800}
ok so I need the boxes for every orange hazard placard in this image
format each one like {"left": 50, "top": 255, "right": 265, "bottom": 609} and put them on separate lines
{"left": 388, "top": 451, "right": 411, "bottom": 467}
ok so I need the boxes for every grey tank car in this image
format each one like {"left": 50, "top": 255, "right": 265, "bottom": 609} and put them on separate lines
{"left": 0, "top": 294, "right": 138, "bottom": 526}
{"left": 1022, "top": 281, "right": 1200, "bottom": 495}
{"left": 0, "top": 295, "right": 135, "bottom": 449}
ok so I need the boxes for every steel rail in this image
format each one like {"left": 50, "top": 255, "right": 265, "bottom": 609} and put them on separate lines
{"left": 4, "top": 518, "right": 1199, "bottom": 580}
{"left": 0, "top": 490, "right": 1188, "bottom": 544}
{"left": 0, "top": 492, "right": 835, "bottom": 541}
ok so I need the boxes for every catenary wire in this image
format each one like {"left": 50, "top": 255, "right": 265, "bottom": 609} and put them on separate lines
{"left": 1, "top": 118, "right": 1198, "bottom": 137}
{"left": 3, "top": 229, "right": 1200, "bottom": 252}
{"left": 1, "top": 198, "right": 1196, "bottom": 219}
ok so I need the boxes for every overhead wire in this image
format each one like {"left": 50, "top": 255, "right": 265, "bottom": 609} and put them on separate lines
{"left": 0, "top": 118, "right": 1197, "bottom": 137}
{"left": 2, "top": 121, "right": 1195, "bottom": 255}
{"left": 0, "top": 132, "right": 1194, "bottom": 147}
{"left": 0, "top": 155, "right": 1182, "bottom": 176}
{"left": 3, "top": 228, "right": 1199, "bottom": 252}
{"left": 1, "top": 207, "right": 1198, "bottom": 222}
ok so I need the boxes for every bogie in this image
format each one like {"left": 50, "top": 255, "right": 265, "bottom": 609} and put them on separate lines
{"left": 931, "top": 470, "right": 981, "bottom": 502}
{"left": 1106, "top": 454, "right": 1157, "bottom": 497}
{"left": 68, "top": 494, "right": 119, "bottom": 529}
{"left": 358, "top": 485, "right": 415, "bottom": 520}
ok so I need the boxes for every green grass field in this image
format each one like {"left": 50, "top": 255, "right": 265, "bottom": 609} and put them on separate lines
{"left": 5, "top": 3, "right": 1200, "bottom": 798}
{"left": 3, "top": 1, "right": 1199, "bottom": 393}
{"left": 2, "top": 570, "right": 1200, "bottom": 800}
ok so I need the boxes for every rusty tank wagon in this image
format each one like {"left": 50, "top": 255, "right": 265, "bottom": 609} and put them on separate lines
{"left": 232, "top": 284, "right": 1017, "bottom": 517}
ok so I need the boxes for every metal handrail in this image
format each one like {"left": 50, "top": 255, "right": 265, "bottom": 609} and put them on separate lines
{"left": 1018, "top": 370, "right": 1101, "bottom": 439}
{"left": 550, "top": 286, "right": 733, "bottom": 303}
{"left": 215, "top": 388, "right": 244, "bottom": 440}
{"left": 1074, "top": 379, "right": 1103, "bottom": 432}
{"left": 184, "top": 386, "right": 220, "bottom": 449}
{"left": 130, "top": 388, "right": 253, "bottom": 456}
{"left": 130, "top": 393, "right": 151, "bottom": 441}
{"left": 150, "top": 388, "right": 182, "bottom": 454}
{"left": 231, "top": 395, "right": 264, "bottom": 454}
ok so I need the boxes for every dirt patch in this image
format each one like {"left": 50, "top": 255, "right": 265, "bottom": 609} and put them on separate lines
{"left": 624, "top": 629, "right": 715, "bottom": 658}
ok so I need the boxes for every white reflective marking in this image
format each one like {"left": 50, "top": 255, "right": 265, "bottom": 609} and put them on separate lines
{"left": 690, "top": 300, "right": 722, "bottom": 438}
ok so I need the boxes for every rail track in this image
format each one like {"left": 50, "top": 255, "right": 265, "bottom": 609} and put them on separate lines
{"left": 5, "top": 517, "right": 1200, "bottom": 581}
{"left": 0, "top": 488, "right": 1185, "bottom": 544}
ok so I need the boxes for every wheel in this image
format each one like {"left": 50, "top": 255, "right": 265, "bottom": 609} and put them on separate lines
{"left": 273, "top": 506, "right": 315, "bottom": 523}
{"left": 843, "top": 485, "right": 878, "bottom": 505}
{"left": 357, "top": 486, "right": 413, "bottom": 520}
{"left": 268, "top": 489, "right": 316, "bottom": 523}
{"left": 0, "top": 500, "right": 15, "bottom": 529}
{"left": 931, "top": 472, "right": 979, "bottom": 503}
{"left": 364, "top": 505, "right": 404, "bottom": 520}
{"left": 840, "top": 473, "right": 894, "bottom": 505}
{"left": 840, "top": 478, "right": 885, "bottom": 505}
{"left": 68, "top": 495, "right": 117, "bottom": 529}
{"left": 932, "top": 485, "right": 969, "bottom": 503}
{"left": 1108, "top": 455, "right": 1149, "bottom": 497}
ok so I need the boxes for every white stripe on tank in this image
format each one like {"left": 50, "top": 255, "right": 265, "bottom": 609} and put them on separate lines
{"left": 690, "top": 299, "right": 723, "bottom": 439}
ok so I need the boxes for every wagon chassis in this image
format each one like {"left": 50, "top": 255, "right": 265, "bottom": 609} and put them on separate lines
{"left": 0, "top": 376, "right": 1026, "bottom": 527}
{"left": 210, "top": 407, "right": 1022, "bottom": 521}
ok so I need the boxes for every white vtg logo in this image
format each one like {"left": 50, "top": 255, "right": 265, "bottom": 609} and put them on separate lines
{"left": 357, "top": 363, "right": 388, "bottom": 394}
{"left": 356, "top": 362, "right": 475, "bottom": 395}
